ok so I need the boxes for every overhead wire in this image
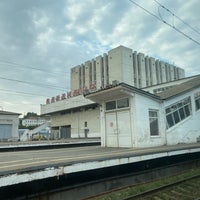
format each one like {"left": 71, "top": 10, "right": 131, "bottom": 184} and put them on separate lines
{"left": 154, "top": 0, "right": 200, "bottom": 36}
{"left": 128, "top": 0, "right": 200, "bottom": 46}
{"left": 0, "top": 76, "right": 68, "bottom": 92}
{"left": 0, "top": 59, "right": 69, "bottom": 75}
{"left": 0, "top": 88, "right": 47, "bottom": 98}
{"left": 0, "top": 59, "right": 71, "bottom": 96}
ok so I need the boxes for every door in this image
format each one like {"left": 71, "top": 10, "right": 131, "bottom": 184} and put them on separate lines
{"left": 60, "top": 125, "right": 71, "bottom": 138}
{"left": 117, "top": 110, "right": 132, "bottom": 147}
{"left": 105, "top": 112, "right": 118, "bottom": 147}
{"left": 105, "top": 110, "right": 132, "bottom": 147}
{"left": 0, "top": 124, "right": 12, "bottom": 140}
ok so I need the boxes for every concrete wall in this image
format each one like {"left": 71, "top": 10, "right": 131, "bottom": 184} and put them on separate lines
{"left": 108, "top": 46, "right": 123, "bottom": 84}
{"left": 133, "top": 94, "right": 166, "bottom": 148}
{"left": 100, "top": 93, "right": 166, "bottom": 148}
{"left": 71, "top": 65, "right": 80, "bottom": 91}
{"left": 98, "top": 84, "right": 200, "bottom": 148}
{"left": 85, "top": 61, "right": 90, "bottom": 88}
{"left": 164, "top": 88, "right": 200, "bottom": 145}
{"left": 96, "top": 56, "right": 103, "bottom": 89}
{"left": 41, "top": 95, "right": 95, "bottom": 115}
{"left": 70, "top": 45, "right": 185, "bottom": 92}
{"left": 137, "top": 53, "right": 146, "bottom": 87}
{"left": 50, "top": 107, "right": 100, "bottom": 138}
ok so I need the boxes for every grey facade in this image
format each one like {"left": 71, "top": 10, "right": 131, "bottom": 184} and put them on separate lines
{"left": 70, "top": 46, "right": 185, "bottom": 92}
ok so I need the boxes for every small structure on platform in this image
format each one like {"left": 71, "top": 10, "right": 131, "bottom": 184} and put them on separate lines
{"left": 85, "top": 75, "right": 200, "bottom": 148}
{"left": 0, "top": 110, "right": 20, "bottom": 141}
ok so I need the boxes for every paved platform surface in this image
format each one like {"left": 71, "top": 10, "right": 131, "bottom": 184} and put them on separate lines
{"left": 0, "top": 143, "right": 199, "bottom": 176}
{"left": 0, "top": 138, "right": 100, "bottom": 148}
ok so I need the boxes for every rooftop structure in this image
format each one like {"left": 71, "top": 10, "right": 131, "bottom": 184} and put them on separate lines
{"left": 70, "top": 45, "right": 185, "bottom": 92}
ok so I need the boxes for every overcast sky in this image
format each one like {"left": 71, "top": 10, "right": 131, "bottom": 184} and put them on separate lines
{"left": 0, "top": 0, "right": 199, "bottom": 116}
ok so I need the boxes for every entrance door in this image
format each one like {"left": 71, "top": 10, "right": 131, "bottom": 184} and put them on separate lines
{"left": 117, "top": 110, "right": 132, "bottom": 147}
{"left": 0, "top": 124, "right": 12, "bottom": 140}
{"left": 60, "top": 125, "right": 71, "bottom": 138}
{"left": 105, "top": 110, "right": 132, "bottom": 147}
{"left": 105, "top": 112, "right": 118, "bottom": 147}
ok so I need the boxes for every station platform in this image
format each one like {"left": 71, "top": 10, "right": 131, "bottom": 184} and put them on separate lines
{"left": 0, "top": 138, "right": 100, "bottom": 152}
{"left": 0, "top": 143, "right": 200, "bottom": 188}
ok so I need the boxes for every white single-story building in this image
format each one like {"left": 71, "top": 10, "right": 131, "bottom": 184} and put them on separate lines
{"left": 85, "top": 75, "right": 200, "bottom": 148}
{"left": 0, "top": 111, "right": 20, "bottom": 141}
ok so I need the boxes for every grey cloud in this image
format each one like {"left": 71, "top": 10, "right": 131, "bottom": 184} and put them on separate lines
{"left": 0, "top": 0, "right": 199, "bottom": 114}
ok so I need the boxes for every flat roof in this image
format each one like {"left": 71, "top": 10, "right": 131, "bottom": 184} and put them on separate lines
{"left": 85, "top": 83, "right": 161, "bottom": 103}
{"left": 86, "top": 75, "right": 200, "bottom": 102}
{"left": 156, "top": 75, "right": 200, "bottom": 100}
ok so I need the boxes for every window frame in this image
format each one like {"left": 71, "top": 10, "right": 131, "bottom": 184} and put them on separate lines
{"left": 149, "top": 109, "right": 160, "bottom": 137}
{"left": 194, "top": 91, "right": 200, "bottom": 111}
{"left": 165, "top": 97, "right": 192, "bottom": 129}
{"left": 105, "top": 98, "right": 129, "bottom": 112}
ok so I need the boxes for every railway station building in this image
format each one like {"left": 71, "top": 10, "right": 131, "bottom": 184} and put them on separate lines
{"left": 85, "top": 75, "right": 200, "bottom": 147}
{"left": 40, "top": 45, "right": 200, "bottom": 144}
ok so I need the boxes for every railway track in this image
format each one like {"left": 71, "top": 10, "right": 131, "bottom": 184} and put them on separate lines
{"left": 87, "top": 167, "right": 200, "bottom": 200}
{"left": 8, "top": 155, "right": 199, "bottom": 200}
{"left": 123, "top": 174, "right": 200, "bottom": 200}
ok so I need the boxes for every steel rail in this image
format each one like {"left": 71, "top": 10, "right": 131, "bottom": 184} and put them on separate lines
{"left": 122, "top": 174, "right": 200, "bottom": 200}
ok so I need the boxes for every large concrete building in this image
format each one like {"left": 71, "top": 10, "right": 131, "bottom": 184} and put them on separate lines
{"left": 41, "top": 45, "right": 189, "bottom": 140}
{"left": 70, "top": 46, "right": 185, "bottom": 92}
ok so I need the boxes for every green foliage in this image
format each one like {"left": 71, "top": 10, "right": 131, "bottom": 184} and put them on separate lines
{"left": 24, "top": 112, "right": 38, "bottom": 119}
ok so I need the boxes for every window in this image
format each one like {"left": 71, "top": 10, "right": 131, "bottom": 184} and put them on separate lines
{"left": 117, "top": 98, "right": 129, "bottom": 109}
{"left": 195, "top": 92, "right": 200, "bottom": 111}
{"left": 149, "top": 110, "right": 159, "bottom": 136}
{"left": 106, "top": 98, "right": 129, "bottom": 111}
{"left": 106, "top": 101, "right": 116, "bottom": 110}
{"left": 165, "top": 97, "right": 191, "bottom": 129}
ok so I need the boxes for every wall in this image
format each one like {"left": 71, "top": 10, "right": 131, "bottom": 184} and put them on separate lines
{"left": 164, "top": 88, "right": 200, "bottom": 145}
{"left": 70, "top": 45, "right": 185, "bottom": 92}
{"left": 133, "top": 94, "right": 166, "bottom": 148}
{"left": 50, "top": 107, "right": 100, "bottom": 138}
{"left": 71, "top": 65, "right": 80, "bottom": 91}
{"left": 41, "top": 95, "right": 95, "bottom": 115}
{"left": 0, "top": 114, "right": 19, "bottom": 140}
{"left": 100, "top": 91, "right": 166, "bottom": 148}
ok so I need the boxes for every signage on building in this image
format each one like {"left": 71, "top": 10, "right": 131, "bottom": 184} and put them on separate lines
{"left": 46, "top": 84, "right": 96, "bottom": 104}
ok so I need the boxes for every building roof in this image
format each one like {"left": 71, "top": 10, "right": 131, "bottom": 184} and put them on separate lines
{"left": 85, "top": 82, "right": 161, "bottom": 103}
{"left": 0, "top": 110, "right": 21, "bottom": 116}
{"left": 142, "top": 74, "right": 200, "bottom": 90}
{"left": 156, "top": 75, "right": 200, "bottom": 100}
{"left": 85, "top": 75, "right": 200, "bottom": 102}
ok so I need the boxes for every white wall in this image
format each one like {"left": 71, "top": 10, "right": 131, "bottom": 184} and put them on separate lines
{"left": 71, "top": 65, "right": 80, "bottom": 91}
{"left": 108, "top": 46, "right": 134, "bottom": 86}
{"left": 41, "top": 95, "right": 95, "bottom": 115}
{"left": 133, "top": 94, "right": 166, "bottom": 148}
{"left": 164, "top": 88, "right": 200, "bottom": 145}
{"left": 51, "top": 107, "right": 100, "bottom": 138}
